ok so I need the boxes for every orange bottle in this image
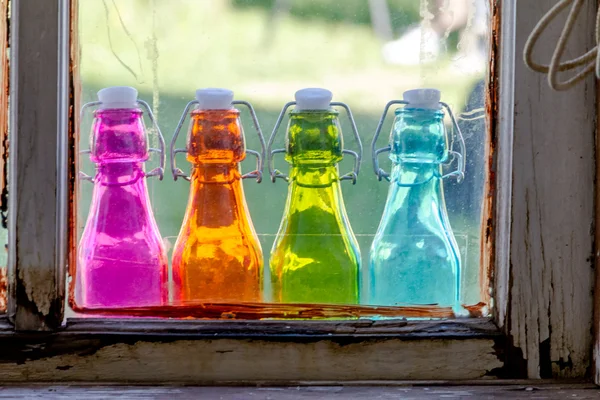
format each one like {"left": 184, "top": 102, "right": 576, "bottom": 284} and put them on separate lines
{"left": 170, "top": 89, "right": 265, "bottom": 303}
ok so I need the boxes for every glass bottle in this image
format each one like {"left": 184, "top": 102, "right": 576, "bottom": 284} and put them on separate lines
{"left": 170, "top": 89, "right": 265, "bottom": 303}
{"left": 74, "top": 86, "right": 168, "bottom": 310}
{"left": 368, "top": 89, "right": 466, "bottom": 308}
{"left": 267, "top": 88, "right": 362, "bottom": 304}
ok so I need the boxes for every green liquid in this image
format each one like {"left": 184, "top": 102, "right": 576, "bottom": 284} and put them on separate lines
{"left": 270, "top": 110, "right": 360, "bottom": 304}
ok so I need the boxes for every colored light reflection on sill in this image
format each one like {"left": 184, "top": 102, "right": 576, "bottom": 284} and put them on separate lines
{"left": 70, "top": 301, "right": 488, "bottom": 320}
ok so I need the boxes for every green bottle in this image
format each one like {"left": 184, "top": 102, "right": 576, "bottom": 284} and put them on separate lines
{"left": 267, "top": 88, "right": 362, "bottom": 304}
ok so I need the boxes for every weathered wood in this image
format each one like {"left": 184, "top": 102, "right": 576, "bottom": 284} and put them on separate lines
{"left": 509, "top": 1, "right": 596, "bottom": 379}
{"left": 0, "top": 0, "right": 596, "bottom": 384}
{"left": 0, "top": 335, "right": 503, "bottom": 383}
{"left": 491, "top": 0, "right": 515, "bottom": 333}
{"left": 594, "top": 0, "right": 600, "bottom": 385}
{"left": 594, "top": 0, "right": 600, "bottom": 384}
{"left": 63, "top": 317, "right": 500, "bottom": 338}
{"left": 0, "top": 384, "right": 597, "bottom": 399}
{"left": 0, "top": 318, "right": 504, "bottom": 382}
{"left": 8, "top": 0, "right": 69, "bottom": 330}
{"left": 56, "top": 0, "right": 72, "bottom": 332}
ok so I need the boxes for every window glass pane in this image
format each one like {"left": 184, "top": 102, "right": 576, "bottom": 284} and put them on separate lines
{"left": 74, "top": 0, "right": 491, "bottom": 317}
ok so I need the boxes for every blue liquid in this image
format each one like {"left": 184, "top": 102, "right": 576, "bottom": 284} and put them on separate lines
{"left": 367, "top": 107, "right": 461, "bottom": 308}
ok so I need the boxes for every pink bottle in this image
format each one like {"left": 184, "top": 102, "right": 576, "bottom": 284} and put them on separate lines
{"left": 73, "top": 86, "right": 168, "bottom": 310}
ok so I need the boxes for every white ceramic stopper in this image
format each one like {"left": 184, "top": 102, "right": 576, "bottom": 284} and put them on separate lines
{"left": 403, "top": 88, "right": 441, "bottom": 110}
{"left": 295, "top": 88, "right": 332, "bottom": 111}
{"left": 97, "top": 86, "right": 138, "bottom": 109}
{"left": 195, "top": 88, "right": 234, "bottom": 110}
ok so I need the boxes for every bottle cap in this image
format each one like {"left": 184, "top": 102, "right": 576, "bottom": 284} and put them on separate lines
{"left": 195, "top": 88, "right": 234, "bottom": 110}
{"left": 97, "top": 86, "right": 138, "bottom": 109}
{"left": 295, "top": 88, "right": 332, "bottom": 111}
{"left": 403, "top": 88, "right": 442, "bottom": 110}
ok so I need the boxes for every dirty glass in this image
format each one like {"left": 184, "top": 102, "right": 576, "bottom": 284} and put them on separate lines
{"left": 74, "top": 0, "right": 491, "bottom": 317}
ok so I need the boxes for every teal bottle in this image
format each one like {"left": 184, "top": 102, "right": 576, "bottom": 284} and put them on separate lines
{"left": 367, "top": 89, "right": 466, "bottom": 309}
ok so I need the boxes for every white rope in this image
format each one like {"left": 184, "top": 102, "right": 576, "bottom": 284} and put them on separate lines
{"left": 523, "top": 0, "right": 600, "bottom": 91}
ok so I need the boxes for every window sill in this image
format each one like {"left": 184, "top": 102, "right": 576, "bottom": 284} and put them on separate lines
{"left": 0, "top": 317, "right": 505, "bottom": 383}
{"left": 60, "top": 316, "right": 500, "bottom": 339}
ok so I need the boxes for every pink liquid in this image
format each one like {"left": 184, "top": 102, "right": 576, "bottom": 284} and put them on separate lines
{"left": 74, "top": 109, "right": 168, "bottom": 309}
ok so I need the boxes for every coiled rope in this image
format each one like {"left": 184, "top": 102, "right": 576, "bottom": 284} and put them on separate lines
{"left": 523, "top": 0, "right": 600, "bottom": 90}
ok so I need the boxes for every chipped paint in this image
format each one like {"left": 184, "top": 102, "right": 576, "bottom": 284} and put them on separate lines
{"left": 0, "top": 332, "right": 503, "bottom": 382}
{"left": 508, "top": 0, "right": 595, "bottom": 379}
{"left": 482, "top": 0, "right": 499, "bottom": 316}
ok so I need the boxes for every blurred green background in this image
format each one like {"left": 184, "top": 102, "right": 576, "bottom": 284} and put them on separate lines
{"left": 77, "top": 0, "right": 488, "bottom": 306}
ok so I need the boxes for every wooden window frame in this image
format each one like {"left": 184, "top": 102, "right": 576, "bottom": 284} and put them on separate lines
{"left": 0, "top": 0, "right": 598, "bottom": 384}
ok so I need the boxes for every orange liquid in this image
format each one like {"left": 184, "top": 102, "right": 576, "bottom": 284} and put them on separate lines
{"left": 172, "top": 109, "right": 263, "bottom": 303}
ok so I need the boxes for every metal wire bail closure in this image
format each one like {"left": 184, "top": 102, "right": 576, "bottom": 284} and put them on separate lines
{"left": 266, "top": 101, "right": 363, "bottom": 184}
{"left": 169, "top": 100, "right": 266, "bottom": 183}
{"left": 79, "top": 100, "right": 167, "bottom": 183}
{"left": 371, "top": 100, "right": 466, "bottom": 183}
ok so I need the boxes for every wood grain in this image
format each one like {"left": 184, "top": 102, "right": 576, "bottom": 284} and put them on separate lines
{"left": 0, "top": 317, "right": 503, "bottom": 382}
{"left": 62, "top": 317, "right": 500, "bottom": 337}
{"left": 491, "top": 0, "right": 515, "bottom": 332}
{"left": 509, "top": 0, "right": 596, "bottom": 379}
{"left": 9, "top": 0, "right": 64, "bottom": 330}
{"left": 0, "top": 336, "right": 502, "bottom": 383}
{"left": 594, "top": 2, "right": 600, "bottom": 386}
{"left": 0, "top": 0, "right": 596, "bottom": 384}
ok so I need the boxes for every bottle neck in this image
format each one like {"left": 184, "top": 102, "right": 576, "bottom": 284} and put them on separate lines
{"left": 186, "top": 109, "right": 245, "bottom": 164}
{"left": 95, "top": 162, "right": 146, "bottom": 186}
{"left": 91, "top": 109, "right": 148, "bottom": 163}
{"left": 190, "top": 162, "right": 241, "bottom": 184}
{"left": 391, "top": 161, "right": 440, "bottom": 187}
{"left": 289, "top": 164, "right": 339, "bottom": 188}
{"left": 391, "top": 108, "right": 447, "bottom": 165}
{"left": 86, "top": 162, "right": 154, "bottom": 236}
{"left": 284, "top": 165, "right": 347, "bottom": 235}
{"left": 184, "top": 163, "right": 247, "bottom": 229}
{"left": 383, "top": 163, "right": 444, "bottom": 225}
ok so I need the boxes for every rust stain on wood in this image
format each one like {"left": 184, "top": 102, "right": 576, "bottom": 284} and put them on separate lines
{"left": 464, "top": 302, "right": 488, "bottom": 318}
{"left": 480, "top": 0, "right": 500, "bottom": 315}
